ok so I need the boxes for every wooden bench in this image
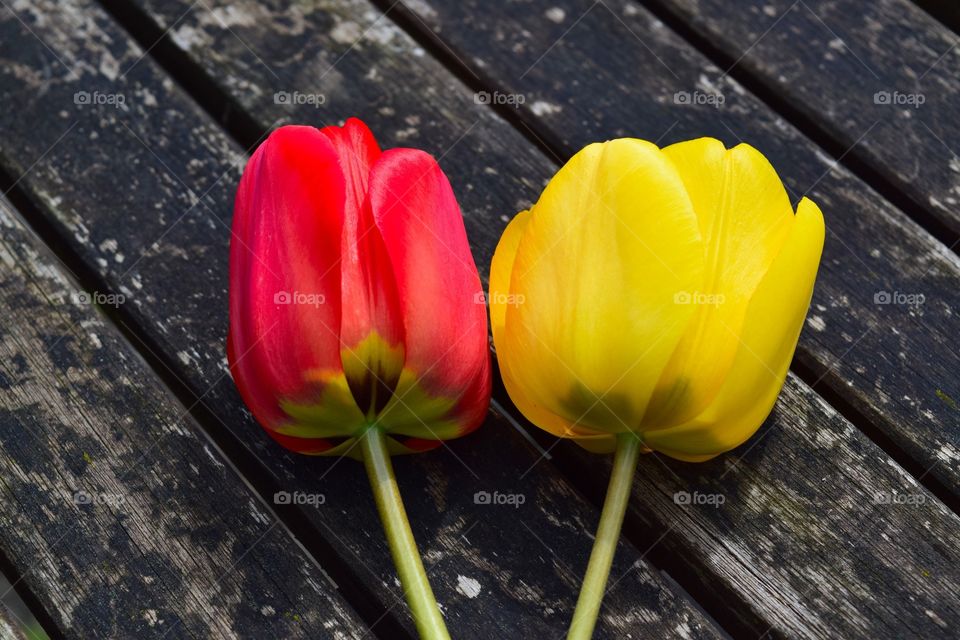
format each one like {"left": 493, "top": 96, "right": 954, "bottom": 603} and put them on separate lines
{"left": 0, "top": 0, "right": 956, "bottom": 637}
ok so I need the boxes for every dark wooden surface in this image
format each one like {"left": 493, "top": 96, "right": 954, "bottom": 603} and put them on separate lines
{"left": 395, "top": 0, "right": 960, "bottom": 504}
{"left": 0, "top": 195, "right": 366, "bottom": 637}
{"left": 649, "top": 0, "right": 960, "bottom": 242}
{"left": 0, "top": 0, "right": 957, "bottom": 638}
{"left": 0, "top": 2, "right": 719, "bottom": 638}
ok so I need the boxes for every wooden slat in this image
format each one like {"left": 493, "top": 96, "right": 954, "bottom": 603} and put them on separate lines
{"left": 390, "top": 0, "right": 960, "bottom": 504}
{"left": 0, "top": 196, "right": 366, "bottom": 637}
{"left": 0, "top": 1, "right": 722, "bottom": 638}
{"left": 553, "top": 374, "right": 960, "bottom": 637}
{"left": 646, "top": 0, "right": 960, "bottom": 241}
{"left": 52, "top": 0, "right": 960, "bottom": 637}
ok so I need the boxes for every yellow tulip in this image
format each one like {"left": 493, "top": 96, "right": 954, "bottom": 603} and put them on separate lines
{"left": 491, "top": 136, "right": 823, "bottom": 458}
{"left": 489, "top": 137, "right": 824, "bottom": 639}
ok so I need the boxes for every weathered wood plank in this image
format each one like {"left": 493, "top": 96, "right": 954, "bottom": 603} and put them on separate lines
{"left": 550, "top": 374, "right": 960, "bottom": 638}
{"left": 646, "top": 0, "right": 960, "bottom": 241}
{"left": 0, "top": 197, "right": 366, "bottom": 638}
{"left": 0, "top": 1, "right": 722, "bottom": 637}
{"left": 393, "top": 0, "right": 960, "bottom": 507}
{"left": 113, "top": 0, "right": 960, "bottom": 636}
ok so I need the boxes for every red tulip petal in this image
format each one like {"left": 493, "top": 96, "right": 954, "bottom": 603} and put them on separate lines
{"left": 318, "top": 118, "right": 381, "bottom": 221}
{"left": 368, "top": 148, "right": 491, "bottom": 435}
{"left": 319, "top": 118, "right": 406, "bottom": 415}
{"left": 228, "top": 125, "right": 345, "bottom": 430}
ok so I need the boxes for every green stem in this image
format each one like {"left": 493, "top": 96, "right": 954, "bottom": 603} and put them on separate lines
{"left": 567, "top": 432, "right": 642, "bottom": 640}
{"left": 360, "top": 425, "right": 451, "bottom": 640}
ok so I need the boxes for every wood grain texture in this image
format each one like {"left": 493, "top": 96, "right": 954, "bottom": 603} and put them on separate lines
{"left": 0, "top": 1, "right": 721, "bottom": 637}
{"left": 35, "top": 0, "right": 960, "bottom": 637}
{"left": 394, "top": 0, "right": 960, "bottom": 507}
{"left": 548, "top": 374, "right": 960, "bottom": 638}
{"left": 649, "top": 0, "right": 960, "bottom": 239}
{"left": 0, "top": 197, "right": 366, "bottom": 638}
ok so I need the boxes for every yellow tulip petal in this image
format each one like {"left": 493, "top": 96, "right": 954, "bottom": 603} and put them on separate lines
{"left": 491, "top": 210, "right": 605, "bottom": 441}
{"left": 489, "top": 209, "right": 530, "bottom": 339}
{"left": 642, "top": 197, "right": 825, "bottom": 457}
{"left": 498, "top": 139, "right": 704, "bottom": 434}
{"left": 643, "top": 139, "right": 795, "bottom": 426}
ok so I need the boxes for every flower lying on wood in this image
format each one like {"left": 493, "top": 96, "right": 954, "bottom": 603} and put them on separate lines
{"left": 489, "top": 137, "right": 824, "bottom": 639}
{"left": 228, "top": 118, "right": 490, "bottom": 640}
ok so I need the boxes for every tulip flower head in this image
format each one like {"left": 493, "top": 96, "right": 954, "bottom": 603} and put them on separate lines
{"left": 490, "top": 137, "right": 824, "bottom": 461}
{"left": 228, "top": 118, "right": 489, "bottom": 640}
{"left": 228, "top": 118, "right": 491, "bottom": 459}
{"left": 489, "top": 137, "right": 824, "bottom": 640}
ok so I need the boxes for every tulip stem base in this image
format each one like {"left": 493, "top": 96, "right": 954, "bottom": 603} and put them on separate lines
{"left": 360, "top": 424, "right": 450, "bottom": 640}
{"left": 567, "top": 432, "right": 642, "bottom": 640}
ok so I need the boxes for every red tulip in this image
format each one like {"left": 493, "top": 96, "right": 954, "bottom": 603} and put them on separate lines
{"left": 228, "top": 118, "right": 490, "bottom": 639}
{"left": 227, "top": 118, "right": 491, "bottom": 457}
